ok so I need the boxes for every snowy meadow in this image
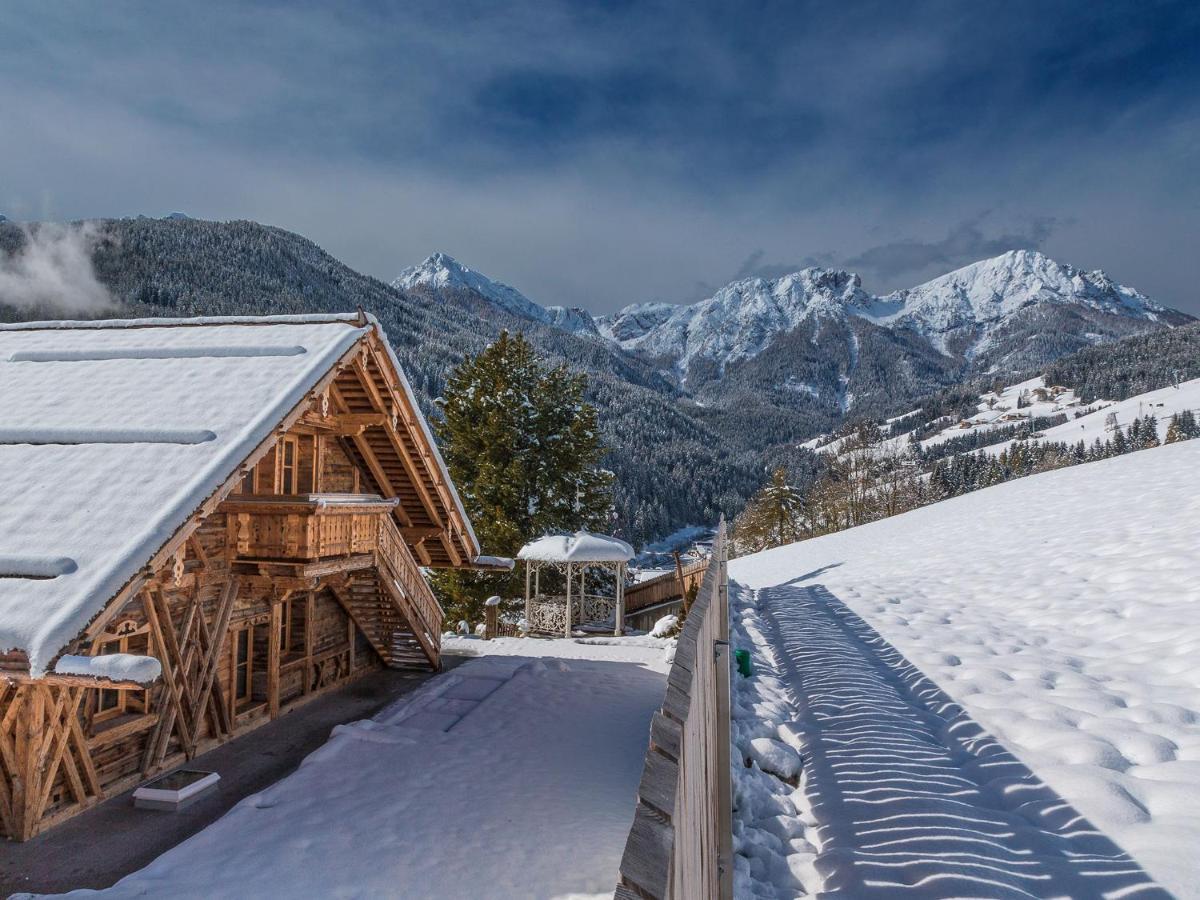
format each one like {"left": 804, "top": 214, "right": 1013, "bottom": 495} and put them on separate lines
{"left": 731, "top": 440, "right": 1200, "bottom": 896}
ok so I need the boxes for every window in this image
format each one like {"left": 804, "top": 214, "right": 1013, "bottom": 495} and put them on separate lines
{"left": 91, "top": 629, "right": 151, "bottom": 725}
{"left": 280, "top": 436, "right": 298, "bottom": 495}
{"left": 233, "top": 626, "right": 253, "bottom": 704}
{"left": 279, "top": 602, "right": 291, "bottom": 655}
{"left": 278, "top": 596, "right": 307, "bottom": 658}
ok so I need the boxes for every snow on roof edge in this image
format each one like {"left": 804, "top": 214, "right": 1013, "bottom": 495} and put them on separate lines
{"left": 0, "top": 313, "right": 367, "bottom": 332}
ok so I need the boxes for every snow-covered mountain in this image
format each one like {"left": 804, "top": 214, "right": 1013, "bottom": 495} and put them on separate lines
{"left": 393, "top": 253, "right": 596, "bottom": 335}
{"left": 393, "top": 248, "right": 1189, "bottom": 421}
{"left": 597, "top": 268, "right": 877, "bottom": 373}
{"left": 876, "top": 250, "right": 1172, "bottom": 357}
{"left": 599, "top": 250, "right": 1181, "bottom": 378}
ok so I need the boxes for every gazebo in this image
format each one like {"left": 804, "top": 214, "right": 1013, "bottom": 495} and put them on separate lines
{"left": 517, "top": 531, "right": 634, "bottom": 638}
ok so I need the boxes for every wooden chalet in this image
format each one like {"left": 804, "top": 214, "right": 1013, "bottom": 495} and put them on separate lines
{"left": 0, "top": 313, "right": 496, "bottom": 841}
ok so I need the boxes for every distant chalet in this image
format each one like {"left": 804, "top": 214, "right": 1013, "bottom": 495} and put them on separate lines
{"left": 0, "top": 313, "right": 496, "bottom": 841}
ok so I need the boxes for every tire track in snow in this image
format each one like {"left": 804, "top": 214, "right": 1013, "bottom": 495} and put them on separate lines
{"left": 753, "top": 582, "right": 1167, "bottom": 899}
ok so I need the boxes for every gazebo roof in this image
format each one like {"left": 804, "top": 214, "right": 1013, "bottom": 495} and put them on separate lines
{"left": 517, "top": 530, "right": 634, "bottom": 564}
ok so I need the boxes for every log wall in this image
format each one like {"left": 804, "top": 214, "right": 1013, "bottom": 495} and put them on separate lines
{"left": 615, "top": 520, "right": 733, "bottom": 899}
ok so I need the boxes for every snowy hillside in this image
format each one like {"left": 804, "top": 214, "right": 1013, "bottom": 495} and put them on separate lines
{"left": 885, "top": 374, "right": 1200, "bottom": 460}
{"left": 976, "top": 376, "right": 1200, "bottom": 456}
{"left": 392, "top": 252, "right": 596, "bottom": 335}
{"left": 730, "top": 440, "right": 1200, "bottom": 896}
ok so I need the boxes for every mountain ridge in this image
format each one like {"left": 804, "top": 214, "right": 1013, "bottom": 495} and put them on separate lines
{"left": 397, "top": 248, "right": 1187, "bottom": 392}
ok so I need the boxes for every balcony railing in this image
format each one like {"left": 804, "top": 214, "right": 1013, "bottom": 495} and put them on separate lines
{"left": 377, "top": 513, "right": 444, "bottom": 646}
{"left": 221, "top": 494, "right": 399, "bottom": 560}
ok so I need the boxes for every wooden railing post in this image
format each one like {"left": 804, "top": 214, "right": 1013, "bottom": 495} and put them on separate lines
{"left": 484, "top": 597, "right": 499, "bottom": 641}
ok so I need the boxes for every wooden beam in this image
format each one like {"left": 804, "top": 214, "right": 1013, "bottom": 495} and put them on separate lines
{"left": 300, "top": 554, "right": 375, "bottom": 578}
{"left": 304, "top": 592, "right": 316, "bottom": 694}
{"left": 330, "top": 413, "right": 388, "bottom": 434}
{"left": 2, "top": 673, "right": 153, "bottom": 690}
{"left": 436, "top": 533, "right": 463, "bottom": 568}
{"left": 189, "top": 579, "right": 239, "bottom": 745}
{"left": 142, "top": 588, "right": 195, "bottom": 766}
{"left": 268, "top": 599, "right": 282, "bottom": 719}
{"left": 399, "top": 526, "right": 442, "bottom": 541}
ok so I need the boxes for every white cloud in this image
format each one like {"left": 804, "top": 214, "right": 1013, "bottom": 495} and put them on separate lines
{"left": 0, "top": 222, "right": 114, "bottom": 312}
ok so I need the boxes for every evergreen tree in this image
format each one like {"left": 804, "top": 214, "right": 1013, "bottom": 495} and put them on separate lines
{"left": 1182, "top": 410, "right": 1200, "bottom": 438}
{"left": 1111, "top": 425, "right": 1128, "bottom": 455}
{"left": 1165, "top": 413, "right": 1186, "bottom": 443}
{"left": 430, "top": 331, "right": 614, "bottom": 623}
{"left": 1141, "top": 413, "right": 1161, "bottom": 448}
{"left": 732, "top": 468, "right": 805, "bottom": 555}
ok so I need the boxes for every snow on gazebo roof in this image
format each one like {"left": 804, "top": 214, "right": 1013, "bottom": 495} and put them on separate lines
{"left": 517, "top": 530, "right": 634, "bottom": 564}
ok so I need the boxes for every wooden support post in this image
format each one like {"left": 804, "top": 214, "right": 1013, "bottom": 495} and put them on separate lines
{"left": 347, "top": 615, "right": 356, "bottom": 673}
{"left": 484, "top": 603, "right": 498, "bottom": 641}
{"left": 268, "top": 599, "right": 282, "bottom": 719}
{"left": 22, "top": 685, "right": 44, "bottom": 840}
{"left": 304, "top": 592, "right": 316, "bottom": 694}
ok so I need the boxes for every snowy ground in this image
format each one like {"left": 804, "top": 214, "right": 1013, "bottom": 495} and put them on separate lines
{"left": 39, "top": 636, "right": 670, "bottom": 900}
{"left": 730, "top": 440, "right": 1200, "bottom": 897}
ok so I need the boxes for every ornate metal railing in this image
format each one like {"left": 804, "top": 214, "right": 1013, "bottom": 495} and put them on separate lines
{"left": 526, "top": 593, "right": 617, "bottom": 634}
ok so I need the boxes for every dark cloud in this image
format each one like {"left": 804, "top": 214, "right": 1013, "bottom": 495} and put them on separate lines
{"left": 842, "top": 216, "right": 1064, "bottom": 282}
{"left": 721, "top": 216, "right": 1063, "bottom": 298}
{"left": 733, "top": 250, "right": 838, "bottom": 283}
{"left": 0, "top": 1, "right": 1197, "bottom": 313}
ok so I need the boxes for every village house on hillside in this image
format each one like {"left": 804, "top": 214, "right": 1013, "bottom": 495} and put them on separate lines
{"left": 0, "top": 312, "right": 501, "bottom": 841}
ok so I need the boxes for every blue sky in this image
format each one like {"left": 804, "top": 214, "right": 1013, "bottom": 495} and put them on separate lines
{"left": 2, "top": 1, "right": 1198, "bottom": 313}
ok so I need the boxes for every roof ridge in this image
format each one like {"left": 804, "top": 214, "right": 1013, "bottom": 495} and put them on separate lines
{"left": 0, "top": 313, "right": 368, "bottom": 332}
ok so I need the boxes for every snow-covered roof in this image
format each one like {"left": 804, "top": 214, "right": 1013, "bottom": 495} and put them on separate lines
{"left": 517, "top": 531, "right": 634, "bottom": 564}
{"left": 0, "top": 313, "right": 471, "bottom": 677}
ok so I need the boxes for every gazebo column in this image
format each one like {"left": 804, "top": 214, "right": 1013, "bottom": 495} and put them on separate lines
{"left": 614, "top": 562, "right": 625, "bottom": 636}
{"left": 564, "top": 562, "right": 573, "bottom": 638}
{"left": 525, "top": 562, "right": 533, "bottom": 628}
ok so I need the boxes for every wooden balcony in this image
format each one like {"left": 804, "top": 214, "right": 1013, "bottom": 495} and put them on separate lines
{"left": 218, "top": 494, "right": 445, "bottom": 669}
{"left": 220, "top": 494, "right": 399, "bottom": 561}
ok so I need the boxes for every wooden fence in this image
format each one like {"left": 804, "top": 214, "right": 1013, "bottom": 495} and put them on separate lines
{"left": 615, "top": 520, "right": 733, "bottom": 899}
{"left": 624, "top": 559, "right": 709, "bottom": 615}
